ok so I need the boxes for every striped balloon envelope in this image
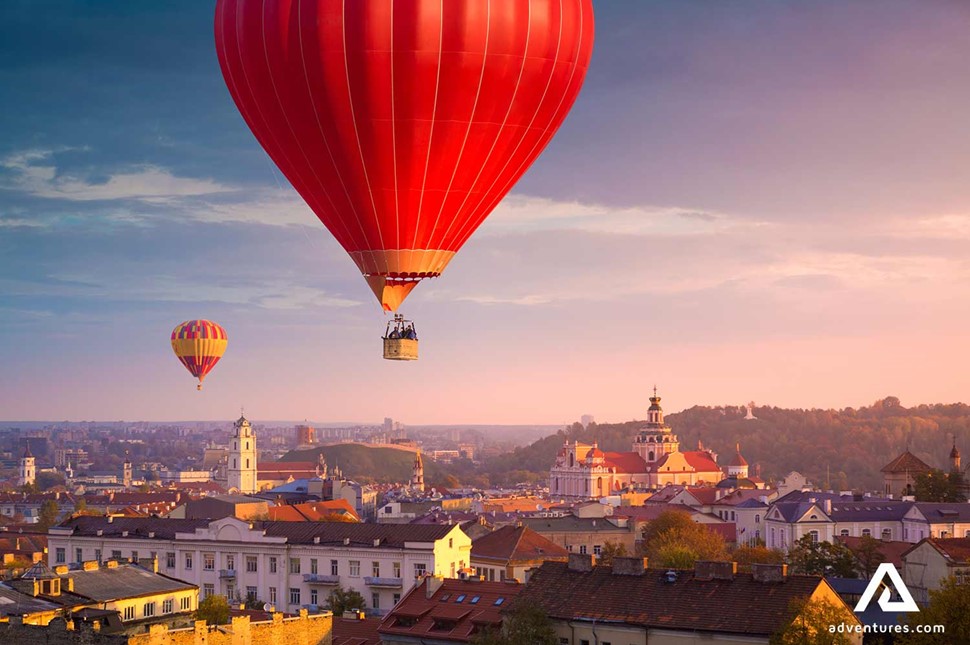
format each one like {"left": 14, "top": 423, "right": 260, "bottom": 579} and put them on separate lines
{"left": 170, "top": 320, "right": 228, "bottom": 390}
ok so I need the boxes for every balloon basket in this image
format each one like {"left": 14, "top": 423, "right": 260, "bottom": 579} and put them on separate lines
{"left": 383, "top": 314, "right": 419, "bottom": 361}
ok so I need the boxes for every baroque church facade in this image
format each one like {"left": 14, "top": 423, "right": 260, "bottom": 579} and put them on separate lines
{"left": 549, "top": 392, "right": 727, "bottom": 498}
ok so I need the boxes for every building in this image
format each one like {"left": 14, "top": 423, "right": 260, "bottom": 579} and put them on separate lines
{"left": 411, "top": 452, "right": 425, "bottom": 493}
{"left": 549, "top": 391, "right": 725, "bottom": 498}
{"left": 519, "top": 515, "right": 638, "bottom": 555}
{"left": 49, "top": 516, "right": 471, "bottom": 616}
{"left": 881, "top": 451, "right": 932, "bottom": 499}
{"left": 580, "top": 414, "right": 594, "bottom": 429}
{"left": 227, "top": 415, "right": 258, "bottom": 494}
{"left": 517, "top": 555, "right": 862, "bottom": 645}
{"left": 173, "top": 495, "right": 271, "bottom": 521}
{"left": 295, "top": 424, "right": 316, "bottom": 447}
{"left": 19, "top": 443, "right": 36, "bottom": 488}
{"left": 764, "top": 493, "right": 909, "bottom": 551}
{"left": 378, "top": 577, "right": 522, "bottom": 645}
{"left": 901, "top": 537, "right": 970, "bottom": 604}
{"left": 470, "top": 525, "right": 568, "bottom": 583}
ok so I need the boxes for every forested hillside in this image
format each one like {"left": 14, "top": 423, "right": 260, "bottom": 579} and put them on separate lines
{"left": 486, "top": 397, "right": 970, "bottom": 491}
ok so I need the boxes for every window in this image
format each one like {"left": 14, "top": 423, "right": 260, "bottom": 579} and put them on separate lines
{"left": 181, "top": 596, "right": 190, "bottom": 611}
{"left": 226, "top": 584, "right": 235, "bottom": 600}
{"left": 246, "top": 556, "right": 258, "bottom": 573}
{"left": 55, "top": 548, "right": 65, "bottom": 564}
{"left": 310, "top": 558, "right": 318, "bottom": 574}
{"left": 862, "top": 529, "right": 872, "bottom": 538}
{"left": 269, "top": 557, "right": 278, "bottom": 573}
{"left": 331, "top": 559, "right": 339, "bottom": 576}
{"left": 414, "top": 563, "right": 426, "bottom": 578}
{"left": 269, "top": 587, "right": 277, "bottom": 604}
{"left": 130, "top": 551, "right": 137, "bottom": 562}
{"left": 456, "top": 595, "right": 466, "bottom": 603}
{"left": 95, "top": 549, "right": 102, "bottom": 563}
{"left": 755, "top": 514, "right": 761, "bottom": 524}
{"left": 76, "top": 548, "right": 83, "bottom": 563}
{"left": 393, "top": 562, "right": 401, "bottom": 578}
{"left": 247, "top": 586, "right": 258, "bottom": 601}
{"left": 840, "top": 529, "right": 850, "bottom": 537}
{"left": 809, "top": 530, "right": 819, "bottom": 543}
{"left": 203, "top": 584, "right": 214, "bottom": 599}
{"left": 185, "top": 553, "right": 193, "bottom": 570}
{"left": 166, "top": 552, "right": 176, "bottom": 569}
{"left": 226, "top": 554, "right": 235, "bottom": 571}
{"left": 143, "top": 602, "right": 155, "bottom": 617}
{"left": 579, "top": 545, "right": 587, "bottom": 555}
{"left": 111, "top": 550, "right": 122, "bottom": 560}
{"left": 289, "top": 588, "right": 301, "bottom": 605}
{"left": 350, "top": 560, "right": 361, "bottom": 577}
{"left": 373, "top": 561, "right": 380, "bottom": 577}
{"left": 289, "top": 558, "right": 301, "bottom": 574}
{"left": 882, "top": 528, "right": 892, "bottom": 540}
{"left": 311, "top": 589, "right": 318, "bottom": 605}
{"left": 204, "top": 553, "right": 215, "bottom": 570}
{"left": 560, "top": 639, "right": 570, "bottom": 645}
{"left": 593, "top": 545, "right": 601, "bottom": 556}
{"left": 449, "top": 538, "right": 453, "bottom": 548}
{"left": 494, "top": 598, "right": 505, "bottom": 606}
{"left": 162, "top": 599, "right": 173, "bottom": 614}
{"left": 372, "top": 593, "right": 380, "bottom": 609}
{"left": 393, "top": 593, "right": 401, "bottom": 605}
{"left": 124, "top": 606, "right": 135, "bottom": 621}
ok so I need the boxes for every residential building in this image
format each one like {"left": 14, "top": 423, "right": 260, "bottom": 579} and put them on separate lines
{"left": 901, "top": 537, "right": 970, "bottom": 604}
{"left": 902, "top": 502, "right": 970, "bottom": 542}
{"left": 379, "top": 577, "right": 523, "bottom": 645}
{"left": 517, "top": 555, "right": 862, "bottom": 645}
{"left": 49, "top": 516, "right": 471, "bottom": 616}
{"left": 470, "top": 525, "right": 568, "bottom": 583}
{"left": 520, "top": 515, "right": 638, "bottom": 555}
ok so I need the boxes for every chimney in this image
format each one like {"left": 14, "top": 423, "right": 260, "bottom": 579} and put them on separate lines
{"left": 54, "top": 565, "right": 69, "bottom": 575}
{"left": 567, "top": 553, "right": 595, "bottom": 573}
{"left": 106, "top": 560, "right": 118, "bottom": 569}
{"left": 694, "top": 561, "right": 737, "bottom": 581}
{"left": 82, "top": 560, "right": 99, "bottom": 571}
{"left": 752, "top": 563, "right": 788, "bottom": 583}
{"left": 822, "top": 499, "right": 832, "bottom": 514}
{"left": 611, "top": 557, "right": 648, "bottom": 576}
{"left": 424, "top": 576, "right": 445, "bottom": 599}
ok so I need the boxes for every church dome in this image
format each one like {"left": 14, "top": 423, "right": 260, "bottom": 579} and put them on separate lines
{"left": 951, "top": 444, "right": 961, "bottom": 459}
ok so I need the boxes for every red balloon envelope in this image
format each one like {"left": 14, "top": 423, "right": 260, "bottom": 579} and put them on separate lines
{"left": 215, "top": 0, "right": 594, "bottom": 311}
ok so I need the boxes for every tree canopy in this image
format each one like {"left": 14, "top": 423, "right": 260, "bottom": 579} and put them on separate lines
{"left": 786, "top": 536, "right": 857, "bottom": 578}
{"left": 639, "top": 509, "right": 728, "bottom": 568}
{"left": 195, "top": 595, "right": 230, "bottom": 625}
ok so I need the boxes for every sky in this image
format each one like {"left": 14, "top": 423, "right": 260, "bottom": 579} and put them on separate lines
{"left": 2, "top": 1, "right": 969, "bottom": 425}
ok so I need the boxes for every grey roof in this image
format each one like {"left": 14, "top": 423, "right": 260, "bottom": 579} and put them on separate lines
{"left": 769, "top": 500, "right": 913, "bottom": 523}
{"left": 0, "top": 582, "right": 63, "bottom": 616}
{"left": 735, "top": 499, "right": 769, "bottom": 509}
{"left": 58, "top": 516, "right": 457, "bottom": 547}
{"left": 520, "top": 516, "right": 627, "bottom": 533}
{"left": 68, "top": 564, "right": 195, "bottom": 602}
{"left": 914, "top": 503, "right": 970, "bottom": 522}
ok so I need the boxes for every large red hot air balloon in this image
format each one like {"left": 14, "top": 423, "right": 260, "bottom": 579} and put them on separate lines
{"left": 215, "top": 0, "right": 595, "bottom": 313}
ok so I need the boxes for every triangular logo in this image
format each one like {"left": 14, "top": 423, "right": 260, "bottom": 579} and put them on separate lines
{"left": 854, "top": 563, "right": 919, "bottom": 612}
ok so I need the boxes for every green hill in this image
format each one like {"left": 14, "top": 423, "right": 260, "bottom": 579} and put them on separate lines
{"left": 280, "top": 444, "right": 451, "bottom": 485}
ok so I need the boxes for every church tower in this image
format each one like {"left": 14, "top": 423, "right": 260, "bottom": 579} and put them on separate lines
{"left": 411, "top": 451, "right": 425, "bottom": 493}
{"left": 18, "top": 442, "right": 35, "bottom": 488}
{"left": 228, "top": 415, "right": 258, "bottom": 494}
{"left": 633, "top": 389, "right": 680, "bottom": 464}
{"left": 122, "top": 452, "right": 133, "bottom": 489}
{"left": 726, "top": 443, "right": 749, "bottom": 478}
{"left": 951, "top": 442, "right": 961, "bottom": 472}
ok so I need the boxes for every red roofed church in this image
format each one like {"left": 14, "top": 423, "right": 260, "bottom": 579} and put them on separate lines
{"left": 549, "top": 391, "right": 725, "bottom": 498}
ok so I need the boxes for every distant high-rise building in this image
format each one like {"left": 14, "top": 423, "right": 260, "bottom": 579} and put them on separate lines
{"left": 581, "top": 414, "right": 595, "bottom": 429}
{"left": 228, "top": 415, "right": 258, "bottom": 494}
{"left": 384, "top": 417, "right": 394, "bottom": 435}
{"left": 295, "top": 424, "right": 316, "bottom": 446}
{"left": 18, "top": 442, "right": 35, "bottom": 487}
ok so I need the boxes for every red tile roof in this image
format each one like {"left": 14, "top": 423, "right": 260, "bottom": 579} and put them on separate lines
{"left": 881, "top": 451, "right": 932, "bottom": 474}
{"left": 379, "top": 578, "right": 523, "bottom": 643}
{"left": 519, "top": 561, "right": 830, "bottom": 637}
{"left": 603, "top": 452, "right": 647, "bottom": 473}
{"left": 268, "top": 500, "right": 360, "bottom": 522}
{"left": 333, "top": 615, "right": 382, "bottom": 645}
{"left": 471, "top": 526, "right": 568, "bottom": 564}
{"left": 912, "top": 538, "right": 970, "bottom": 564}
{"left": 682, "top": 451, "right": 722, "bottom": 473}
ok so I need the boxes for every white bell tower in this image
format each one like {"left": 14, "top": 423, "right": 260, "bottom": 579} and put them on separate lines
{"left": 228, "top": 414, "right": 258, "bottom": 494}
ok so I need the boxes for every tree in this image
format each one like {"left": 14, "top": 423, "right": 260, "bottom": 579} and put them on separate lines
{"left": 850, "top": 535, "right": 886, "bottom": 578}
{"left": 598, "top": 540, "right": 628, "bottom": 566}
{"left": 732, "top": 545, "right": 785, "bottom": 570}
{"left": 195, "top": 595, "right": 230, "bottom": 625}
{"left": 74, "top": 498, "right": 87, "bottom": 513}
{"left": 327, "top": 586, "right": 366, "bottom": 616}
{"left": 471, "top": 601, "right": 557, "bottom": 645}
{"left": 36, "top": 472, "right": 65, "bottom": 491}
{"left": 639, "top": 510, "right": 727, "bottom": 568}
{"left": 787, "top": 536, "right": 857, "bottom": 578}
{"left": 36, "top": 500, "right": 60, "bottom": 531}
{"left": 769, "top": 596, "right": 858, "bottom": 645}
{"left": 897, "top": 576, "right": 970, "bottom": 644}
{"left": 914, "top": 469, "right": 967, "bottom": 503}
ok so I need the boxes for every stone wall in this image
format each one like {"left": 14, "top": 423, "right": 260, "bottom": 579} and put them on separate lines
{"left": 127, "top": 610, "right": 332, "bottom": 645}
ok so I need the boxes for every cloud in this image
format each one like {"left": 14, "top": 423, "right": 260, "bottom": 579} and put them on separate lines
{"left": 1, "top": 148, "right": 230, "bottom": 202}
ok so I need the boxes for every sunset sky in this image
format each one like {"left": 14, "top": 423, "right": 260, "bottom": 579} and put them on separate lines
{"left": 2, "top": 1, "right": 969, "bottom": 424}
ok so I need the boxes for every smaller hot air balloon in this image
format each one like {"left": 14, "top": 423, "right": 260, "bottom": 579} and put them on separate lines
{"left": 171, "top": 320, "right": 228, "bottom": 390}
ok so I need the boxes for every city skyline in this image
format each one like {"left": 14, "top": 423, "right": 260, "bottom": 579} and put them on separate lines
{"left": 2, "top": 1, "right": 970, "bottom": 423}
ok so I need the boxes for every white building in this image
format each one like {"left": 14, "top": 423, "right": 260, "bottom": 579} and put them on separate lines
{"left": 48, "top": 516, "right": 470, "bottom": 616}
{"left": 19, "top": 443, "right": 36, "bottom": 488}
{"left": 227, "top": 415, "right": 258, "bottom": 494}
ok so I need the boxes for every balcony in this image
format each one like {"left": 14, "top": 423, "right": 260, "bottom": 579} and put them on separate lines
{"left": 364, "top": 577, "right": 403, "bottom": 589}
{"left": 303, "top": 574, "right": 340, "bottom": 585}
{"left": 219, "top": 569, "right": 236, "bottom": 579}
